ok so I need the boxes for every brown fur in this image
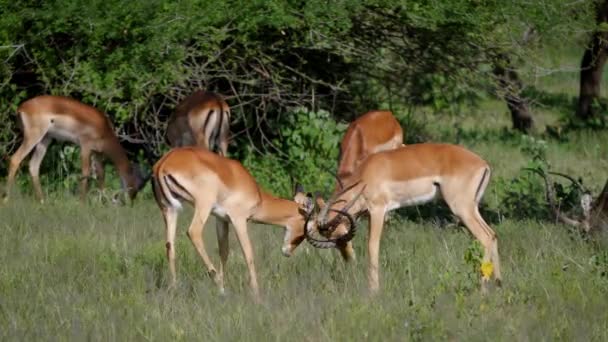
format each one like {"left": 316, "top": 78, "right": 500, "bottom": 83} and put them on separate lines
{"left": 166, "top": 91, "right": 230, "bottom": 156}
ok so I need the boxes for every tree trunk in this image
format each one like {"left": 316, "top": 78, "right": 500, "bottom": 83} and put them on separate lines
{"left": 493, "top": 55, "right": 534, "bottom": 132}
{"left": 576, "top": 0, "right": 608, "bottom": 120}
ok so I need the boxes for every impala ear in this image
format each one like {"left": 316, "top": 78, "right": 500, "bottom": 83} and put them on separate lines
{"left": 296, "top": 192, "right": 315, "bottom": 216}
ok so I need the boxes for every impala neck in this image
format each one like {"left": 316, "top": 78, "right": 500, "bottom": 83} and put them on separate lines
{"left": 103, "top": 138, "right": 134, "bottom": 186}
{"left": 252, "top": 191, "right": 300, "bottom": 227}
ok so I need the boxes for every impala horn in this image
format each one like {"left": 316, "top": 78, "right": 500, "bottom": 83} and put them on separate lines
{"left": 322, "top": 185, "right": 367, "bottom": 232}
{"left": 303, "top": 205, "right": 358, "bottom": 248}
{"left": 317, "top": 181, "right": 361, "bottom": 225}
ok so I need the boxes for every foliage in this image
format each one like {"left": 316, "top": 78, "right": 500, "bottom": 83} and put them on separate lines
{"left": 240, "top": 108, "right": 346, "bottom": 197}
{"left": 0, "top": 0, "right": 597, "bottom": 178}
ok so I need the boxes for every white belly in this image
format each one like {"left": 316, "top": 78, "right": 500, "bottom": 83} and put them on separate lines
{"left": 384, "top": 177, "right": 439, "bottom": 212}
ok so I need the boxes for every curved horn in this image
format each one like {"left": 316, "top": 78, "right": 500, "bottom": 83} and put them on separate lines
{"left": 332, "top": 208, "right": 357, "bottom": 243}
{"left": 303, "top": 202, "right": 337, "bottom": 248}
{"left": 318, "top": 181, "right": 360, "bottom": 224}
{"left": 303, "top": 208, "right": 357, "bottom": 249}
{"left": 323, "top": 185, "right": 366, "bottom": 231}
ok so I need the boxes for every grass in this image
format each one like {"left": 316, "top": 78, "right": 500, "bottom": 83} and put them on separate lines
{"left": 1, "top": 195, "right": 608, "bottom": 341}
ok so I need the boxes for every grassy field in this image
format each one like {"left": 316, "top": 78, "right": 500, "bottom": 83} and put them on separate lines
{"left": 2, "top": 46, "right": 608, "bottom": 340}
{"left": 1, "top": 194, "right": 608, "bottom": 341}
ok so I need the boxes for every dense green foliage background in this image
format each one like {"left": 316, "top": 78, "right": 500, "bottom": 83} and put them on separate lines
{"left": 0, "top": 0, "right": 599, "bottom": 196}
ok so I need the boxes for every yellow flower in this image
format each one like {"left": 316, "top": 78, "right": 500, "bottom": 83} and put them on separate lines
{"left": 480, "top": 261, "right": 494, "bottom": 280}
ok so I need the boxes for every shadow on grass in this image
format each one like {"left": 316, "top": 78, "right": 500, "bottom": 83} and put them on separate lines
{"left": 391, "top": 201, "right": 502, "bottom": 228}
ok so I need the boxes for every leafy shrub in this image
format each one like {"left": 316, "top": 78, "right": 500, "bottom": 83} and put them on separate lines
{"left": 241, "top": 108, "right": 346, "bottom": 197}
{"left": 495, "top": 135, "right": 584, "bottom": 221}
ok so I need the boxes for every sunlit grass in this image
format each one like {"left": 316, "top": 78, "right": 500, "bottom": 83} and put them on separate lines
{"left": 1, "top": 196, "right": 607, "bottom": 340}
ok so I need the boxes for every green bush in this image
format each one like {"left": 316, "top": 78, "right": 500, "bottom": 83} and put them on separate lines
{"left": 241, "top": 108, "right": 346, "bottom": 197}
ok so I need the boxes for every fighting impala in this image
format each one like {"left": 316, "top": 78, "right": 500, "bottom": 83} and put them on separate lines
{"left": 324, "top": 110, "right": 404, "bottom": 261}
{"left": 151, "top": 147, "right": 340, "bottom": 301}
{"left": 4, "top": 95, "right": 147, "bottom": 203}
{"left": 304, "top": 143, "right": 502, "bottom": 293}
{"left": 166, "top": 90, "right": 230, "bottom": 156}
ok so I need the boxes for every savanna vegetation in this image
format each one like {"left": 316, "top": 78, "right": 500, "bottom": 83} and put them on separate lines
{"left": 1, "top": 0, "right": 608, "bottom": 340}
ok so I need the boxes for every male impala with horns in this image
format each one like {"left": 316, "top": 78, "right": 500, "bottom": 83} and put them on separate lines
{"left": 303, "top": 143, "right": 502, "bottom": 293}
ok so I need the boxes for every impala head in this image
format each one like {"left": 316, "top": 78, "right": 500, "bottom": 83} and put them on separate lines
{"left": 281, "top": 183, "right": 314, "bottom": 257}
{"left": 124, "top": 163, "right": 151, "bottom": 200}
{"left": 295, "top": 183, "right": 362, "bottom": 249}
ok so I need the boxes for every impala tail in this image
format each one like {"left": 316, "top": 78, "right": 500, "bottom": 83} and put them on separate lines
{"left": 152, "top": 172, "right": 186, "bottom": 210}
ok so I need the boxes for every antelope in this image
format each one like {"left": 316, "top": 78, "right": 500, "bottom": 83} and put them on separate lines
{"left": 151, "top": 147, "right": 322, "bottom": 301}
{"left": 303, "top": 143, "right": 502, "bottom": 293}
{"left": 328, "top": 110, "right": 404, "bottom": 261}
{"left": 166, "top": 90, "right": 230, "bottom": 156}
{"left": 336, "top": 110, "right": 403, "bottom": 188}
{"left": 3, "top": 95, "right": 148, "bottom": 203}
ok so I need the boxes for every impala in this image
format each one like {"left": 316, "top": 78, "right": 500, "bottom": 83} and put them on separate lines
{"left": 304, "top": 143, "right": 502, "bottom": 293}
{"left": 151, "top": 147, "right": 340, "bottom": 300}
{"left": 4, "top": 95, "right": 147, "bottom": 203}
{"left": 336, "top": 110, "right": 403, "bottom": 187}
{"left": 166, "top": 90, "right": 230, "bottom": 156}
{"left": 331, "top": 110, "right": 404, "bottom": 261}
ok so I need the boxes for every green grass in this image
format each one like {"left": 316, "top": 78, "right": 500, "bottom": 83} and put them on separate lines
{"left": 1, "top": 195, "right": 607, "bottom": 341}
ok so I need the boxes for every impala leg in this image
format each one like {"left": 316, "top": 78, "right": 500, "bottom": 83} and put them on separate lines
{"left": 367, "top": 208, "right": 386, "bottom": 294}
{"left": 474, "top": 208, "right": 502, "bottom": 285}
{"left": 4, "top": 129, "right": 47, "bottom": 202}
{"left": 186, "top": 203, "right": 220, "bottom": 285}
{"left": 337, "top": 241, "right": 356, "bottom": 262}
{"left": 457, "top": 208, "right": 499, "bottom": 292}
{"left": 91, "top": 154, "right": 105, "bottom": 191}
{"left": 215, "top": 218, "right": 230, "bottom": 295}
{"left": 79, "top": 147, "right": 92, "bottom": 202}
{"left": 230, "top": 216, "right": 260, "bottom": 302}
{"left": 162, "top": 206, "right": 179, "bottom": 288}
{"left": 28, "top": 136, "right": 52, "bottom": 203}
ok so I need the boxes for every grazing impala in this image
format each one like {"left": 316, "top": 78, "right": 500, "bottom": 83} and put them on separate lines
{"left": 151, "top": 147, "right": 326, "bottom": 301}
{"left": 336, "top": 110, "right": 403, "bottom": 188}
{"left": 166, "top": 90, "right": 230, "bottom": 156}
{"left": 304, "top": 143, "right": 502, "bottom": 293}
{"left": 330, "top": 110, "right": 404, "bottom": 260}
{"left": 3, "top": 95, "right": 147, "bottom": 203}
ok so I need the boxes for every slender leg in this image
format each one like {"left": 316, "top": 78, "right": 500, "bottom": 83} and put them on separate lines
{"left": 215, "top": 218, "right": 230, "bottom": 295}
{"left": 186, "top": 202, "right": 220, "bottom": 285}
{"left": 28, "top": 136, "right": 52, "bottom": 203}
{"left": 457, "top": 209, "right": 498, "bottom": 292}
{"left": 91, "top": 154, "right": 105, "bottom": 191}
{"left": 162, "top": 206, "right": 179, "bottom": 288}
{"left": 474, "top": 208, "right": 502, "bottom": 285}
{"left": 367, "top": 207, "right": 386, "bottom": 294}
{"left": 230, "top": 216, "right": 260, "bottom": 302}
{"left": 4, "top": 129, "right": 47, "bottom": 202}
{"left": 79, "top": 147, "right": 92, "bottom": 202}
{"left": 337, "top": 241, "right": 356, "bottom": 262}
